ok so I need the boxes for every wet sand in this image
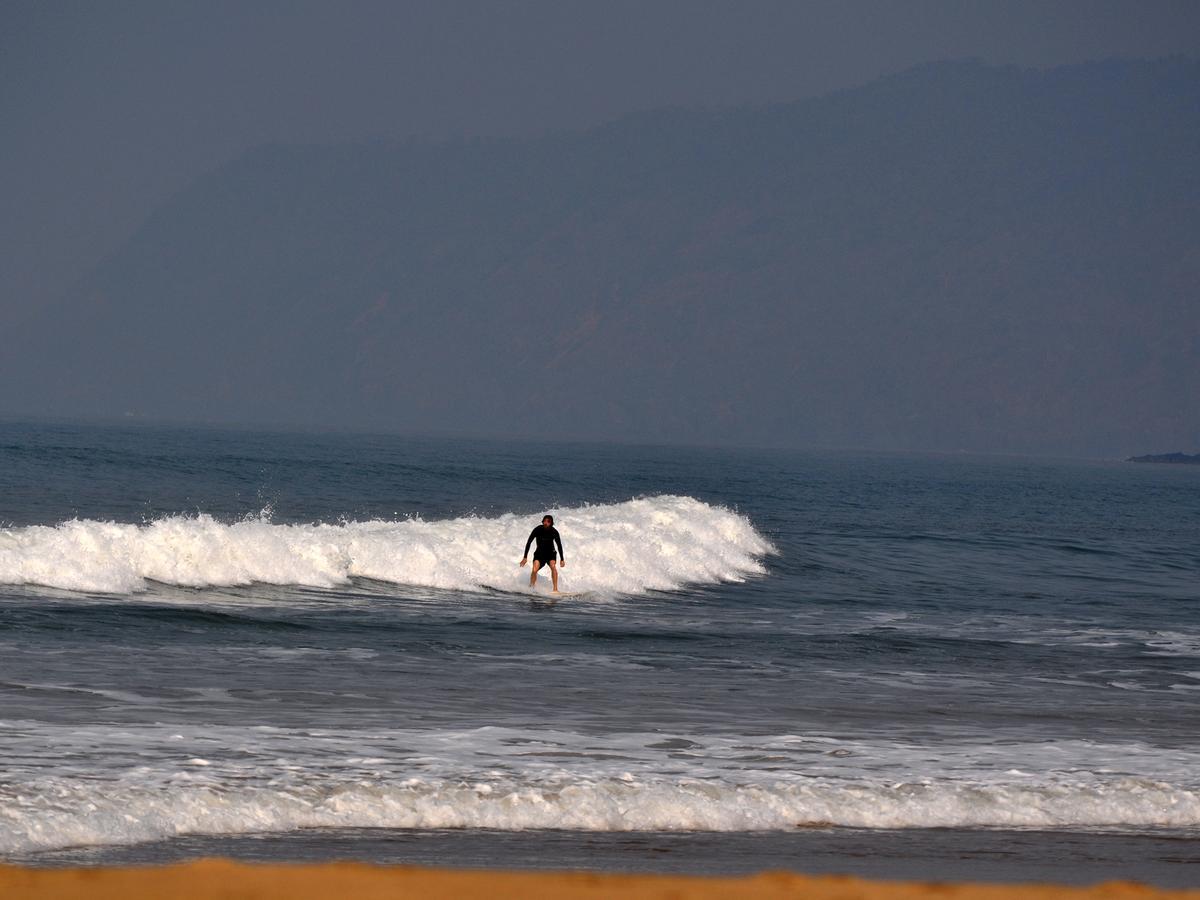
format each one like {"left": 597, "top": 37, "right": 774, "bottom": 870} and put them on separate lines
{"left": 15, "top": 827, "right": 1200, "bottom": 888}
{"left": 3, "top": 861, "right": 1200, "bottom": 900}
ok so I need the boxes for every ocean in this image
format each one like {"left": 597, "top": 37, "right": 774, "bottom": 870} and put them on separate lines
{"left": 1, "top": 420, "right": 1198, "bottom": 885}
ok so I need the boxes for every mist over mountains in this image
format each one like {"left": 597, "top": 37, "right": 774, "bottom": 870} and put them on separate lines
{"left": 4, "top": 58, "right": 1197, "bottom": 456}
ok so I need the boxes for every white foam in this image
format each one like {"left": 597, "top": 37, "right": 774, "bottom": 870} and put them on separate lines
{"left": 0, "top": 496, "right": 773, "bottom": 595}
{"left": 3, "top": 722, "right": 1199, "bottom": 854}
{"left": 3, "top": 773, "right": 1198, "bottom": 855}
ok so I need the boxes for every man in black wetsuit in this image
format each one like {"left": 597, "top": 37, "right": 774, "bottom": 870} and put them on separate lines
{"left": 520, "top": 515, "right": 565, "bottom": 592}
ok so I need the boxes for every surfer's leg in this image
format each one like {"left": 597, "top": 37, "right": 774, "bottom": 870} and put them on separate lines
{"left": 530, "top": 560, "right": 541, "bottom": 587}
{"left": 548, "top": 559, "right": 559, "bottom": 592}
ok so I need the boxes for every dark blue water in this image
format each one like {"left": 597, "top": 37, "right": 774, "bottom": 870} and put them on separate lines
{"left": 1, "top": 419, "right": 1198, "bottom": 881}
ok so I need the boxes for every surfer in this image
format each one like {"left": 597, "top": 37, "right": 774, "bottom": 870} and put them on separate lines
{"left": 520, "top": 515, "right": 565, "bottom": 592}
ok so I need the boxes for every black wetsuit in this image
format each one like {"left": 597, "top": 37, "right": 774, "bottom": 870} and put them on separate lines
{"left": 523, "top": 525, "right": 564, "bottom": 564}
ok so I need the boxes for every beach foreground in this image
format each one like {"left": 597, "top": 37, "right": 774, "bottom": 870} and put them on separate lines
{"left": 2, "top": 861, "right": 1199, "bottom": 900}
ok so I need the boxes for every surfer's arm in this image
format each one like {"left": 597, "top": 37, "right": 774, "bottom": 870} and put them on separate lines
{"left": 554, "top": 531, "right": 564, "bottom": 563}
{"left": 521, "top": 529, "right": 537, "bottom": 559}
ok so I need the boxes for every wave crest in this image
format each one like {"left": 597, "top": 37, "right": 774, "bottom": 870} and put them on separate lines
{"left": 4, "top": 774, "right": 1198, "bottom": 854}
{"left": 0, "top": 496, "right": 773, "bottom": 595}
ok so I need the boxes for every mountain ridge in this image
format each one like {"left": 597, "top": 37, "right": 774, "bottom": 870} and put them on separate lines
{"left": 4, "top": 57, "right": 1198, "bottom": 455}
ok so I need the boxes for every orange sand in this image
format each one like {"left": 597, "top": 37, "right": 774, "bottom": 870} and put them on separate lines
{"left": 1, "top": 861, "right": 1198, "bottom": 900}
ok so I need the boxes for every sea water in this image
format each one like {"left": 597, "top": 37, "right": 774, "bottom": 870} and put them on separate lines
{"left": 1, "top": 420, "right": 1197, "bottom": 882}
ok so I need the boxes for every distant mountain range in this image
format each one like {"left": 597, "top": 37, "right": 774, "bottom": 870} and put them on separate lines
{"left": 1127, "top": 453, "right": 1200, "bottom": 464}
{"left": 4, "top": 58, "right": 1198, "bottom": 456}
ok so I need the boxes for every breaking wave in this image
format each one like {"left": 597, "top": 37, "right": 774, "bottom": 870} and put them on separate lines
{"left": 4, "top": 774, "right": 1198, "bottom": 855}
{"left": 0, "top": 495, "right": 772, "bottom": 595}
{"left": 4, "top": 722, "right": 1198, "bottom": 854}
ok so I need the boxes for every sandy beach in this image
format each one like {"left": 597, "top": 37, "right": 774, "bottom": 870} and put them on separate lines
{"left": 2, "top": 861, "right": 1199, "bottom": 900}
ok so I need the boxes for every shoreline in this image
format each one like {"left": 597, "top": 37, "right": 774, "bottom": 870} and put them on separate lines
{"left": 12, "top": 826, "right": 1200, "bottom": 888}
{"left": 3, "top": 861, "right": 1200, "bottom": 900}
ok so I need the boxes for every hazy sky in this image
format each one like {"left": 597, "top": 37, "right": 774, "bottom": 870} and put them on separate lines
{"left": 3, "top": 0, "right": 1199, "bottom": 329}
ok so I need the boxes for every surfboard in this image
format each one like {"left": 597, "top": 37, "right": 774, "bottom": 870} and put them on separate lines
{"left": 487, "top": 586, "right": 590, "bottom": 599}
